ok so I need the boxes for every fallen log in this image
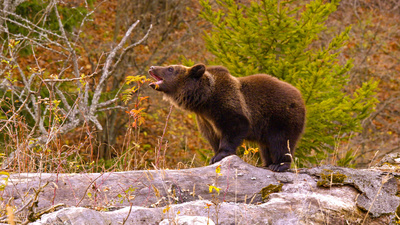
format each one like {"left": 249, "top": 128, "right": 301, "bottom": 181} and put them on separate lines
{"left": 1, "top": 155, "right": 399, "bottom": 224}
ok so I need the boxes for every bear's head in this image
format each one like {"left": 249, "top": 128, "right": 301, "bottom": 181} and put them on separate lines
{"left": 148, "top": 64, "right": 206, "bottom": 93}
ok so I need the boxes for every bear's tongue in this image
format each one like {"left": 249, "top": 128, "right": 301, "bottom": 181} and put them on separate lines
{"left": 148, "top": 70, "right": 163, "bottom": 88}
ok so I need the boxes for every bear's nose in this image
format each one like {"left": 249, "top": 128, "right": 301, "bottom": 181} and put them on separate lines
{"left": 150, "top": 66, "right": 155, "bottom": 70}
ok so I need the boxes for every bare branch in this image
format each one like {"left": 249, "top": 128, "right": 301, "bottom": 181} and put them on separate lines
{"left": 109, "top": 24, "right": 153, "bottom": 77}
{"left": 0, "top": 0, "right": 154, "bottom": 169}
{"left": 96, "top": 98, "right": 119, "bottom": 109}
{"left": 92, "top": 20, "right": 140, "bottom": 102}
{"left": 42, "top": 74, "right": 95, "bottom": 83}
{"left": 98, "top": 106, "right": 127, "bottom": 112}
{"left": 0, "top": 10, "right": 64, "bottom": 40}
{"left": 52, "top": 1, "right": 81, "bottom": 81}
{"left": 89, "top": 20, "right": 151, "bottom": 130}
{"left": 0, "top": 91, "right": 33, "bottom": 132}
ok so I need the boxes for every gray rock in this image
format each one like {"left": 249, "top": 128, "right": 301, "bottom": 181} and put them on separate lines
{"left": 305, "top": 166, "right": 400, "bottom": 217}
{"left": 159, "top": 216, "right": 215, "bottom": 225}
{"left": 2, "top": 156, "right": 399, "bottom": 224}
{"left": 375, "top": 152, "right": 400, "bottom": 166}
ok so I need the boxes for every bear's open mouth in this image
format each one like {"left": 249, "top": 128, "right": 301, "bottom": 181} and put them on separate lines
{"left": 148, "top": 70, "right": 163, "bottom": 88}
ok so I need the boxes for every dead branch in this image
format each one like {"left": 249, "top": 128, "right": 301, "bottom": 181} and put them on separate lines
{"left": 0, "top": 1, "right": 152, "bottom": 169}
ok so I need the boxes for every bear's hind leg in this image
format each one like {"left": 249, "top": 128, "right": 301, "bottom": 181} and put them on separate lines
{"left": 267, "top": 133, "right": 293, "bottom": 172}
{"left": 259, "top": 143, "right": 273, "bottom": 167}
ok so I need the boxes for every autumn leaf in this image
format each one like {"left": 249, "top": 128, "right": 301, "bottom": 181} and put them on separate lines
{"left": 209, "top": 185, "right": 220, "bottom": 194}
{"left": 163, "top": 205, "right": 170, "bottom": 213}
{"left": 215, "top": 165, "right": 221, "bottom": 175}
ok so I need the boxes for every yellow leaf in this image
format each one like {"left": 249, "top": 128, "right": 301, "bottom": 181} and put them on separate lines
{"left": 163, "top": 205, "right": 170, "bottom": 213}
{"left": 215, "top": 165, "right": 221, "bottom": 175}
{"left": 209, "top": 185, "right": 220, "bottom": 194}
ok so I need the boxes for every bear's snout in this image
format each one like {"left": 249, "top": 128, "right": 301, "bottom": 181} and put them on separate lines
{"left": 148, "top": 66, "right": 164, "bottom": 91}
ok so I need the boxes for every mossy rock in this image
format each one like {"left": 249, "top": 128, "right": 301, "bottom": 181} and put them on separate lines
{"left": 317, "top": 169, "right": 347, "bottom": 188}
{"left": 260, "top": 183, "right": 283, "bottom": 201}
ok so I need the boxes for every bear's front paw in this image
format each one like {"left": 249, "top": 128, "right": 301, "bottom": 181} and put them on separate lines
{"left": 210, "top": 151, "right": 235, "bottom": 164}
{"left": 268, "top": 162, "right": 291, "bottom": 172}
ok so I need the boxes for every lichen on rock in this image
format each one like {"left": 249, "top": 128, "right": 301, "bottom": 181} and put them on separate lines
{"left": 316, "top": 169, "right": 347, "bottom": 188}
{"left": 260, "top": 183, "right": 283, "bottom": 201}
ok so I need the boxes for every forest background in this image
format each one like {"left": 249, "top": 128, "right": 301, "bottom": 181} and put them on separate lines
{"left": 0, "top": 0, "right": 399, "bottom": 174}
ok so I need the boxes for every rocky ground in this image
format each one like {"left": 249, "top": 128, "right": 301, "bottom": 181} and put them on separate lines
{"left": 1, "top": 155, "right": 399, "bottom": 224}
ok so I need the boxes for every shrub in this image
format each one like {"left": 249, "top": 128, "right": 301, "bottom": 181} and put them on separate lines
{"left": 200, "top": 0, "right": 378, "bottom": 166}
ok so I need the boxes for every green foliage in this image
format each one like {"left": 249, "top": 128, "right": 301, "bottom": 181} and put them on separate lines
{"left": 12, "top": 0, "right": 88, "bottom": 32}
{"left": 117, "top": 186, "right": 136, "bottom": 204}
{"left": 180, "top": 56, "right": 195, "bottom": 67}
{"left": 122, "top": 75, "right": 151, "bottom": 104}
{"left": 200, "top": 0, "right": 378, "bottom": 167}
{"left": 336, "top": 149, "right": 357, "bottom": 168}
{"left": 5, "top": 0, "right": 90, "bottom": 54}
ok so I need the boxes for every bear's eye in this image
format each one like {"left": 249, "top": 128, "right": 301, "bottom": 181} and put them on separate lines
{"left": 168, "top": 67, "right": 174, "bottom": 73}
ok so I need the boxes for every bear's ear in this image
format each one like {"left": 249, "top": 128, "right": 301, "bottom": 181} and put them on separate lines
{"left": 189, "top": 64, "right": 206, "bottom": 79}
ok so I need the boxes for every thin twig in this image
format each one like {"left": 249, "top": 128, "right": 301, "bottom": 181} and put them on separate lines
{"left": 90, "top": 20, "right": 141, "bottom": 113}
{"left": 42, "top": 74, "right": 95, "bottom": 83}
{"left": 0, "top": 198, "right": 33, "bottom": 221}
{"left": 21, "top": 203, "right": 65, "bottom": 225}
{"left": 122, "top": 203, "right": 134, "bottom": 225}
{"left": 76, "top": 174, "right": 105, "bottom": 207}
{"left": 155, "top": 105, "right": 174, "bottom": 168}
{"left": 0, "top": 91, "right": 33, "bottom": 132}
{"left": 109, "top": 24, "right": 153, "bottom": 77}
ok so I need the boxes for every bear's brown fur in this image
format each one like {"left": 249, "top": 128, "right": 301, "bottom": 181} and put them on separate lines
{"left": 148, "top": 64, "right": 305, "bottom": 172}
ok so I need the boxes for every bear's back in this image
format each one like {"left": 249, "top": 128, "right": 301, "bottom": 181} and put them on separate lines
{"left": 239, "top": 74, "right": 303, "bottom": 110}
{"left": 238, "top": 74, "right": 305, "bottom": 138}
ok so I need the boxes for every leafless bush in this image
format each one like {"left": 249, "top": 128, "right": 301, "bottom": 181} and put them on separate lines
{"left": 0, "top": 0, "right": 151, "bottom": 170}
{"left": 90, "top": 0, "right": 210, "bottom": 160}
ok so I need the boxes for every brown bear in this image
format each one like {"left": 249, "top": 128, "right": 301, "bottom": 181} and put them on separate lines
{"left": 148, "top": 64, "right": 305, "bottom": 172}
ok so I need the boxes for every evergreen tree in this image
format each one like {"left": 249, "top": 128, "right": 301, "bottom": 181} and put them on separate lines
{"left": 200, "top": 0, "right": 378, "bottom": 166}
